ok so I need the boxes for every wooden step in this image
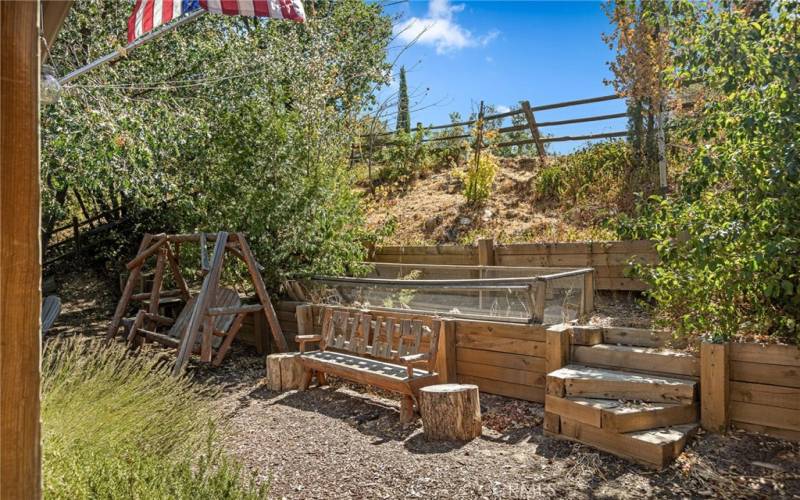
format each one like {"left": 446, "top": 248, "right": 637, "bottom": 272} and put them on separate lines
{"left": 545, "top": 395, "right": 698, "bottom": 433}
{"left": 553, "top": 416, "right": 698, "bottom": 469}
{"left": 602, "top": 327, "right": 670, "bottom": 348}
{"left": 547, "top": 365, "right": 697, "bottom": 403}
{"left": 572, "top": 344, "right": 700, "bottom": 378}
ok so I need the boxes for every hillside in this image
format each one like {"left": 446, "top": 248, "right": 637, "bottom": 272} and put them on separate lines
{"left": 363, "top": 157, "right": 620, "bottom": 246}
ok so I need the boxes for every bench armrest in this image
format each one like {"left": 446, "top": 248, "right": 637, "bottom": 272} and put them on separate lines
{"left": 399, "top": 353, "right": 432, "bottom": 378}
{"left": 297, "top": 335, "right": 322, "bottom": 353}
{"left": 399, "top": 353, "right": 429, "bottom": 364}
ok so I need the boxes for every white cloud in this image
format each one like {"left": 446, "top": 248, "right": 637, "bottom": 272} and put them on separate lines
{"left": 496, "top": 105, "right": 511, "bottom": 113}
{"left": 395, "top": 0, "right": 499, "bottom": 55}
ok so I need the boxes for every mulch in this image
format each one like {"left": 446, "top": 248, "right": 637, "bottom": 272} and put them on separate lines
{"left": 50, "top": 270, "right": 800, "bottom": 499}
{"left": 214, "top": 350, "right": 800, "bottom": 500}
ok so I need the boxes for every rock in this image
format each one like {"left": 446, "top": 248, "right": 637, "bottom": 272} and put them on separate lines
{"left": 423, "top": 215, "right": 442, "bottom": 233}
{"left": 459, "top": 217, "right": 472, "bottom": 226}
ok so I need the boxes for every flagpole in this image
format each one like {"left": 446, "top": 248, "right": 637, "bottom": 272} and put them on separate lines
{"left": 59, "top": 9, "right": 206, "bottom": 85}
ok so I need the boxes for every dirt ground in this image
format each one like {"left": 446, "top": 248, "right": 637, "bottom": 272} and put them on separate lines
{"left": 363, "top": 158, "right": 617, "bottom": 246}
{"left": 51, "top": 271, "right": 800, "bottom": 499}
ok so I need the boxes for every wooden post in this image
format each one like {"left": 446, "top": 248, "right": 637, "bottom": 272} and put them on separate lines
{"left": 471, "top": 101, "right": 485, "bottom": 181}
{"left": 146, "top": 247, "right": 167, "bottom": 329}
{"left": 532, "top": 280, "right": 547, "bottom": 323}
{"left": 582, "top": 270, "right": 595, "bottom": 316}
{"left": 477, "top": 238, "right": 495, "bottom": 266}
{"left": 545, "top": 324, "right": 571, "bottom": 374}
{"left": 173, "top": 232, "right": 228, "bottom": 375}
{"left": 107, "top": 233, "right": 154, "bottom": 339}
{"left": 0, "top": 1, "right": 42, "bottom": 497}
{"left": 296, "top": 303, "right": 313, "bottom": 336}
{"left": 436, "top": 319, "right": 457, "bottom": 383}
{"left": 477, "top": 238, "right": 494, "bottom": 309}
{"left": 700, "top": 341, "right": 730, "bottom": 433}
{"left": 235, "top": 233, "right": 288, "bottom": 352}
{"left": 520, "top": 100, "right": 546, "bottom": 163}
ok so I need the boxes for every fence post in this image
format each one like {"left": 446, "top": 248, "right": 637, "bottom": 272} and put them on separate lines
{"left": 520, "top": 100, "right": 546, "bottom": 163}
{"left": 472, "top": 101, "right": 486, "bottom": 178}
{"left": 700, "top": 341, "right": 730, "bottom": 433}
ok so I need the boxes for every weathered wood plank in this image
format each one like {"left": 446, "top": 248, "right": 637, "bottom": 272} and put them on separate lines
{"left": 602, "top": 327, "right": 670, "bottom": 348}
{"left": 455, "top": 331, "right": 545, "bottom": 357}
{"left": 457, "top": 374, "right": 544, "bottom": 402}
{"left": 731, "top": 360, "right": 800, "bottom": 388}
{"left": 730, "top": 343, "right": 800, "bottom": 367}
{"left": 572, "top": 344, "right": 699, "bottom": 378}
{"left": 730, "top": 401, "right": 800, "bottom": 432}
{"left": 455, "top": 347, "right": 545, "bottom": 372}
{"left": 454, "top": 319, "right": 546, "bottom": 342}
{"left": 456, "top": 361, "right": 544, "bottom": 386}
{"left": 732, "top": 421, "right": 800, "bottom": 443}
{"left": 548, "top": 365, "right": 697, "bottom": 404}
{"left": 730, "top": 381, "right": 800, "bottom": 410}
{"left": 558, "top": 418, "right": 696, "bottom": 469}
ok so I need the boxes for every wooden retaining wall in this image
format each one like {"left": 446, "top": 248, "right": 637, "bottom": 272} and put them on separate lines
{"left": 242, "top": 301, "right": 800, "bottom": 442}
{"left": 371, "top": 239, "right": 657, "bottom": 291}
{"left": 727, "top": 343, "right": 800, "bottom": 441}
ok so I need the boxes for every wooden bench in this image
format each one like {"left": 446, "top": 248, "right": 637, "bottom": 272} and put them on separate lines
{"left": 297, "top": 308, "right": 442, "bottom": 422}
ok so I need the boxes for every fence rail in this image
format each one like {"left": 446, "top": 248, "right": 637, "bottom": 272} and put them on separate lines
{"left": 354, "top": 93, "right": 628, "bottom": 163}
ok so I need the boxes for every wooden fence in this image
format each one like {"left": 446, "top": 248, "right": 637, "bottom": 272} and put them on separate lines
{"left": 370, "top": 238, "right": 657, "bottom": 291}
{"left": 355, "top": 94, "right": 629, "bottom": 164}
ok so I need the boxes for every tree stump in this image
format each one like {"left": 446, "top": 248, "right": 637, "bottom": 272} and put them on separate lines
{"left": 265, "top": 353, "right": 304, "bottom": 391}
{"left": 419, "top": 384, "right": 482, "bottom": 441}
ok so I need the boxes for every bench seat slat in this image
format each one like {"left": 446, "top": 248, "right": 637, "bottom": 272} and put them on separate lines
{"left": 299, "top": 351, "right": 438, "bottom": 395}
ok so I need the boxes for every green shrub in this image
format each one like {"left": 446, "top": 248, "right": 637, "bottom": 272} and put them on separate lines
{"left": 374, "top": 128, "right": 432, "bottom": 183}
{"left": 534, "top": 165, "right": 565, "bottom": 201}
{"left": 463, "top": 153, "right": 498, "bottom": 205}
{"left": 619, "top": 2, "right": 800, "bottom": 343}
{"left": 42, "top": 339, "right": 266, "bottom": 499}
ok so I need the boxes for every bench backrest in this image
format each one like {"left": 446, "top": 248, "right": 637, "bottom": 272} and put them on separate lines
{"left": 319, "top": 308, "right": 441, "bottom": 372}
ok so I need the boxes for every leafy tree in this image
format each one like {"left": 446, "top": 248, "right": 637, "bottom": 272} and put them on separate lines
{"left": 620, "top": 1, "right": 800, "bottom": 342}
{"left": 395, "top": 66, "right": 411, "bottom": 133}
{"left": 44, "top": 0, "right": 392, "bottom": 284}
{"left": 603, "top": 0, "right": 670, "bottom": 189}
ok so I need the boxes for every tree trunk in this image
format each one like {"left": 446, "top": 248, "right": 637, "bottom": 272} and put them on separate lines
{"left": 265, "top": 353, "right": 304, "bottom": 391}
{"left": 419, "top": 384, "right": 482, "bottom": 441}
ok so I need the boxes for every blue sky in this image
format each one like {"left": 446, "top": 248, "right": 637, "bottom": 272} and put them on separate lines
{"left": 380, "top": 0, "right": 628, "bottom": 153}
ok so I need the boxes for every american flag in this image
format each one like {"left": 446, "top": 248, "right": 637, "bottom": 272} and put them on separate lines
{"left": 128, "top": 0, "right": 305, "bottom": 43}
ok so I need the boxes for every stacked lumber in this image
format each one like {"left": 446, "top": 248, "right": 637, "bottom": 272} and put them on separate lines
{"left": 545, "top": 325, "right": 699, "bottom": 469}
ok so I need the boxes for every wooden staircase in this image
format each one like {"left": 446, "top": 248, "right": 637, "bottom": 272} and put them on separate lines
{"left": 544, "top": 326, "right": 700, "bottom": 469}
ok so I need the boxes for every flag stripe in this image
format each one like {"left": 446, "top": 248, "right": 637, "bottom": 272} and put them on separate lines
{"left": 238, "top": 0, "right": 256, "bottom": 16}
{"left": 129, "top": 0, "right": 304, "bottom": 43}
{"left": 142, "top": 0, "right": 155, "bottom": 34}
{"left": 254, "top": 0, "right": 269, "bottom": 16}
